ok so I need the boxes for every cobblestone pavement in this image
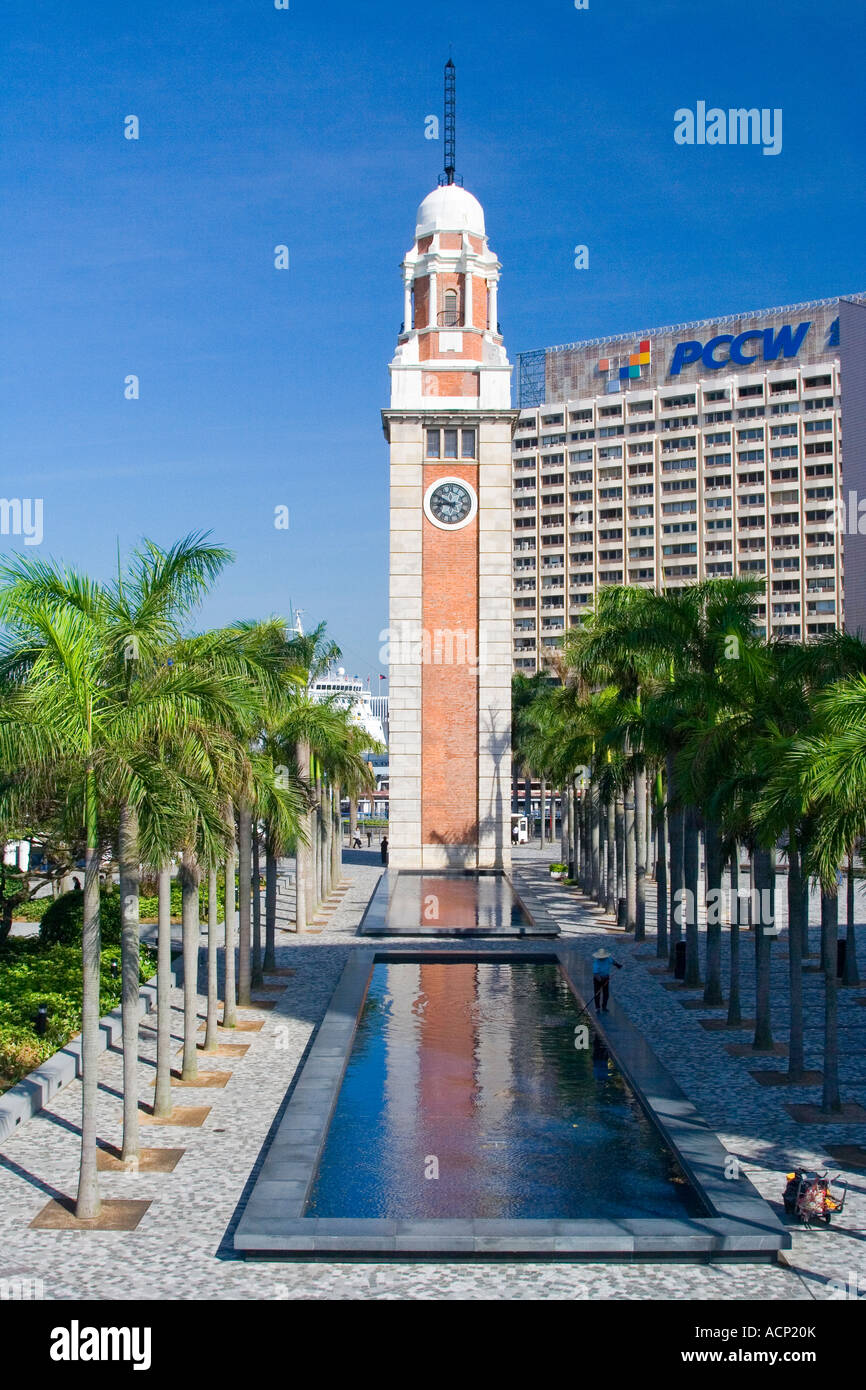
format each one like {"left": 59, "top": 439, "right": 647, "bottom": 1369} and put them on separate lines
{"left": 0, "top": 845, "right": 863, "bottom": 1301}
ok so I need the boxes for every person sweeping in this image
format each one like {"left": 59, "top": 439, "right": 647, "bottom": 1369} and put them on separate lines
{"left": 592, "top": 947, "right": 622, "bottom": 1013}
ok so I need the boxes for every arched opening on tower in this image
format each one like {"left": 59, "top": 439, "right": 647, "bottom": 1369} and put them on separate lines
{"left": 441, "top": 287, "right": 460, "bottom": 329}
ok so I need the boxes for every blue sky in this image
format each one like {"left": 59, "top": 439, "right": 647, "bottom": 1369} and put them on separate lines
{"left": 1, "top": 0, "right": 862, "bottom": 679}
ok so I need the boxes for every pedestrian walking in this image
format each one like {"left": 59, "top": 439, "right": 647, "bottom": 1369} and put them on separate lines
{"left": 380, "top": 835, "right": 389, "bottom": 866}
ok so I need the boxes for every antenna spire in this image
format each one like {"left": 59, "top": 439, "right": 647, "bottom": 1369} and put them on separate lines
{"left": 439, "top": 56, "right": 462, "bottom": 187}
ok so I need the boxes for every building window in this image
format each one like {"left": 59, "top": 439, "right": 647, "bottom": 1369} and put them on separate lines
{"left": 427, "top": 428, "right": 476, "bottom": 459}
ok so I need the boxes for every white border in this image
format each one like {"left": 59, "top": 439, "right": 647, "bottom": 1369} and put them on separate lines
{"left": 423, "top": 475, "right": 478, "bottom": 530}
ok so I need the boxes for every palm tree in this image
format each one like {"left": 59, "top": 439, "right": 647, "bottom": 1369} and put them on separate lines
{"left": 769, "top": 667, "right": 866, "bottom": 1111}
{"left": 0, "top": 579, "right": 124, "bottom": 1217}
{"left": 0, "top": 537, "right": 239, "bottom": 1168}
{"left": 512, "top": 672, "right": 550, "bottom": 842}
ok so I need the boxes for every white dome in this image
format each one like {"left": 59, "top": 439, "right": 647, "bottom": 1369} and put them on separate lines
{"left": 415, "top": 184, "right": 486, "bottom": 240}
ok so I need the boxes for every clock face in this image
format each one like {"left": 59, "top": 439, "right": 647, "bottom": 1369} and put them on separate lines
{"left": 424, "top": 477, "right": 477, "bottom": 530}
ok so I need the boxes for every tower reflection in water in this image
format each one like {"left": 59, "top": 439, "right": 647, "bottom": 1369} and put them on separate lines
{"left": 305, "top": 962, "right": 699, "bottom": 1220}
{"left": 385, "top": 873, "right": 530, "bottom": 930}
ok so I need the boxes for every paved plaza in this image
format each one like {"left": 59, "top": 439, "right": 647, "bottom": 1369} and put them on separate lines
{"left": 0, "top": 845, "right": 863, "bottom": 1300}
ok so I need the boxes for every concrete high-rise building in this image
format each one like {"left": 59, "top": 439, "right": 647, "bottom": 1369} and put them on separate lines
{"left": 511, "top": 294, "right": 866, "bottom": 671}
{"left": 383, "top": 182, "right": 517, "bottom": 870}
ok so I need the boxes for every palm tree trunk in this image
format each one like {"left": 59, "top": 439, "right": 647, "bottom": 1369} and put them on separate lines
{"left": 316, "top": 773, "right": 326, "bottom": 902}
{"left": 703, "top": 820, "right": 723, "bottom": 1004}
{"left": 843, "top": 850, "right": 860, "bottom": 986}
{"left": 801, "top": 866, "right": 813, "bottom": 956}
{"left": 667, "top": 755, "right": 683, "bottom": 972}
{"left": 654, "top": 778, "right": 668, "bottom": 959}
{"left": 75, "top": 764, "right": 101, "bottom": 1220}
{"left": 787, "top": 836, "right": 805, "bottom": 1080}
{"left": 264, "top": 825, "right": 277, "bottom": 972}
{"left": 634, "top": 766, "right": 647, "bottom": 942}
{"left": 237, "top": 804, "right": 252, "bottom": 1005}
{"left": 349, "top": 796, "right": 358, "bottom": 848}
{"left": 561, "top": 783, "right": 570, "bottom": 868}
{"left": 222, "top": 841, "right": 237, "bottom": 1027}
{"left": 569, "top": 781, "right": 579, "bottom": 880}
{"left": 727, "top": 848, "right": 742, "bottom": 1027}
{"left": 332, "top": 783, "right": 342, "bottom": 886}
{"left": 589, "top": 783, "right": 599, "bottom": 899}
{"left": 683, "top": 807, "right": 701, "bottom": 986}
{"left": 320, "top": 783, "right": 330, "bottom": 899}
{"left": 539, "top": 778, "right": 547, "bottom": 846}
{"left": 251, "top": 817, "right": 263, "bottom": 989}
{"left": 180, "top": 848, "right": 201, "bottom": 1082}
{"left": 580, "top": 785, "right": 589, "bottom": 889}
{"left": 203, "top": 867, "right": 220, "bottom": 1052}
{"left": 524, "top": 774, "right": 532, "bottom": 829}
{"left": 119, "top": 800, "right": 141, "bottom": 1170}
{"left": 606, "top": 796, "right": 616, "bottom": 914}
{"left": 328, "top": 783, "right": 337, "bottom": 891}
{"left": 305, "top": 765, "right": 317, "bottom": 923}
{"left": 625, "top": 779, "right": 636, "bottom": 931}
{"left": 821, "top": 889, "right": 841, "bottom": 1112}
{"left": 295, "top": 740, "right": 310, "bottom": 933}
{"left": 752, "top": 846, "right": 774, "bottom": 1051}
{"left": 153, "top": 864, "right": 173, "bottom": 1117}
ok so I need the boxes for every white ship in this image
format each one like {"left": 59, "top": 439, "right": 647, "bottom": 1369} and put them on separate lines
{"left": 309, "top": 667, "right": 387, "bottom": 752}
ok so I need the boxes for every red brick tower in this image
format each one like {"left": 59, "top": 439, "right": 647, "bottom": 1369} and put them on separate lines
{"left": 382, "top": 181, "right": 517, "bottom": 871}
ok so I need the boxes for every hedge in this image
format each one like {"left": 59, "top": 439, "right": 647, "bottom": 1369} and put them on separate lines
{"left": 14, "top": 876, "right": 250, "bottom": 926}
{"left": 0, "top": 937, "right": 157, "bottom": 1094}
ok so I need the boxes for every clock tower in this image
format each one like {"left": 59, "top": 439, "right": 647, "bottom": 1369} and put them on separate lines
{"left": 382, "top": 143, "right": 517, "bottom": 872}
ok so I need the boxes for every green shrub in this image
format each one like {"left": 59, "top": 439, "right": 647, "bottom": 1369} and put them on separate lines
{"left": 39, "top": 888, "right": 123, "bottom": 947}
{"left": 139, "top": 875, "right": 250, "bottom": 922}
{"left": 0, "top": 937, "right": 156, "bottom": 1091}
{"left": 11, "top": 897, "right": 52, "bottom": 922}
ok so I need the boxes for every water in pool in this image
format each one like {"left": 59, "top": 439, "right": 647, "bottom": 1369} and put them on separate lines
{"left": 305, "top": 961, "right": 702, "bottom": 1220}
{"left": 385, "top": 872, "right": 530, "bottom": 930}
